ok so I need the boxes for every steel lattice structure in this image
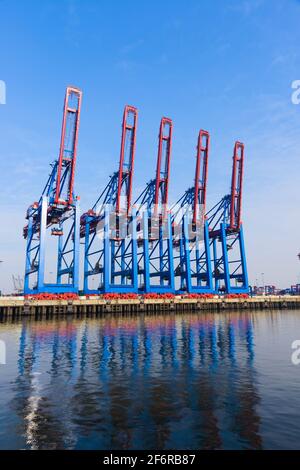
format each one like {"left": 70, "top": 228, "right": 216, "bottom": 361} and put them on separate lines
{"left": 134, "top": 117, "right": 174, "bottom": 293}
{"left": 172, "top": 130, "right": 213, "bottom": 293}
{"left": 24, "top": 87, "right": 82, "bottom": 294}
{"left": 81, "top": 105, "right": 138, "bottom": 293}
{"left": 23, "top": 91, "right": 249, "bottom": 296}
{"left": 206, "top": 142, "right": 249, "bottom": 293}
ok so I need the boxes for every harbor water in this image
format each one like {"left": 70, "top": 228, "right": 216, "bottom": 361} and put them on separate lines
{"left": 0, "top": 309, "right": 299, "bottom": 450}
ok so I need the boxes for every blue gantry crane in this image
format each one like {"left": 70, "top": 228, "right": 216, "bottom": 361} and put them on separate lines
{"left": 134, "top": 117, "right": 175, "bottom": 293}
{"left": 22, "top": 87, "right": 249, "bottom": 297}
{"left": 172, "top": 130, "right": 213, "bottom": 294}
{"left": 81, "top": 105, "right": 138, "bottom": 294}
{"left": 23, "top": 87, "right": 82, "bottom": 294}
{"left": 206, "top": 142, "right": 249, "bottom": 293}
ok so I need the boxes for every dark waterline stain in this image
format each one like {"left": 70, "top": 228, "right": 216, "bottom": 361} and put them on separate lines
{"left": 0, "top": 310, "right": 299, "bottom": 450}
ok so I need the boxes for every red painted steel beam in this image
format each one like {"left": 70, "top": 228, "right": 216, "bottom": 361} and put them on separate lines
{"left": 193, "top": 130, "right": 210, "bottom": 225}
{"left": 154, "top": 117, "right": 173, "bottom": 211}
{"left": 116, "top": 105, "right": 138, "bottom": 214}
{"left": 54, "top": 86, "right": 82, "bottom": 206}
{"left": 229, "top": 141, "right": 244, "bottom": 230}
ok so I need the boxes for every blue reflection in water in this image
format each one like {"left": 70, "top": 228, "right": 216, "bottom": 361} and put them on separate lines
{"left": 246, "top": 319, "right": 254, "bottom": 361}
{"left": 143, "top": 328, "right": 152, "bottom": 372}
{"left": 18, "top": 323, "right": 26, "bottom": 376}
{"left": 199, "top": 325, "right": 206, "bottom": 365}
{"left": 2, "top": 310, "right": 300, "bottom": 450}
{"left": 131, "top": 332, "right": 139, "bottom": 374}
{"left": 51, "top": 330, "right": 59, "bottom": 376}
{"left": 80, "top": 324, "right": 88, "bottom": 373}
{"left": 209, "top": 323, "right": 219, "bottom": 367}
{"left": 170, "top": 323, "right": 178, "bottom": 369}
{"left": 228, "top": 321, "right": 236, "bottom": 364}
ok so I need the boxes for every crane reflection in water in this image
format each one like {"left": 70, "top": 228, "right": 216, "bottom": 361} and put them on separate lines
{"left": 9, "top": 312, "right": 260, "bottom": 450}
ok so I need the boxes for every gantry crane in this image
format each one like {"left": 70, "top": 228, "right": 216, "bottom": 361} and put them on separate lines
{"left": 171, "top": 130, "right": 213, "bottom": 293}
{"left": 134, "top": 117, "right": 175, "bottom": 293}
{"left": 23, "top": 87, "right": 82, "bottom": 294}
{"left": 81, "top": 105, "right": 138, "bottom": 294}
{"left": 206, "top": 142, "right": 249, "bottom": 293}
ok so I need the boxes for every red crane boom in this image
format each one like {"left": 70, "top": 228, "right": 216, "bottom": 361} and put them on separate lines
{"left": 54, "top": 86, "right": 82, "bottom": 206}
{"left": 116, "top": 105, "right": 138, "bottom": 214}
{"left": 154, "top": 117, "right": 173, "bottom": 212}
{"left": 193, "top": 130, "right": 210, "bottom": 225}
{"left": 229, "top": 141, "right": 244, "bottom": 231}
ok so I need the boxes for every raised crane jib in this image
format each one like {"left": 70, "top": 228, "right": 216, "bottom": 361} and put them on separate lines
{"left": 54, "top": 86, "right": 82, "bottom": 207}
{"left": 116, "top": 105, "right": 138, "bottom": 215}
{"left": 23, "top": 86, "right": 82, "bottom": 238}
{"left": 193, "top": 130, "right": 210, "bottom": 225}
{"left": 154, "top": 117, "right": 173, "bottom": 211}
{"left": 229, "top": 141, "right": 244, "bottom": 231}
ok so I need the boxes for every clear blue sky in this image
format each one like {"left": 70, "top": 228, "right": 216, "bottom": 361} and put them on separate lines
{"left": 0, "top": 0, "right": 300, "bottom": 292}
